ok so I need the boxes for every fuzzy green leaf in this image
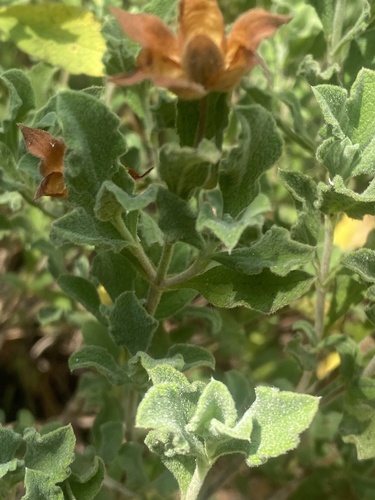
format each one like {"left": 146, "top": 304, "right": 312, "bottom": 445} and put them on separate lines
{"left": 0, "top": 5, "right": 106, "bottom": 76}
{"left": 159, "top": 140, "right": 220, "bottom": 200}
{"left": 0, "top": 426, "right": 23, "bottom": 479}
{"left": 317, "top": 176, "right": 375, "bottom": 218}
{"left": 95, "top": 181, "right": 158, "bottom": 221}
{"left": 155, "top": 289, "right": 197, "bottom": 320}
{"left": 69, "top": 346, "right": 130, "bottom": 386}
{"left": 219, "top": 105, "right": 283, "bottom": 217}
{"left": 342, "top": 248, "right": 375, "bottom": 283}
{"left": 167, "top": 344, "right": 215, "bottom": 371}
{"left": 57, "top": 275, "right": 105, "bottom": 323}
{"left": 197, "top": 196, "right": 269, "bottom": 252}
{"left": 187, "top": 380, "right": 238, "bottom": 438}
{"left": 23, "top": 425, "right": 75, "bottom": 484}
{"left": 0, "top": 68, "right": 34, "bottom": 133}
{"left": 92, "top": 252, "right": 137, "bottom": 302}
{"left": 67, "top": 456, "right": 105, "bottom": 500}
{"left": 245, "top": 387, "right": 319, "bottom": 466}
{"left": 177, "top": 266, "right": 314, "bottom": 313}
{"left": 109, "top": 292, "right": 159, "bottom": 354}
{"left": 23, "top": 469, "right": 64, "bottom": 500}
{"left": 50, "top": 208, "right": 126, "bottom": 252}
{"left": 313, "top": 68, "right": 375, "bottom": 179}
{"left": 214, "top": 226, "right": 314, "bottom": 276}
{"left": 56, "top": 90, "right": 126, "bottom": 213}
{"left": 279, "top": 170, "right": 321, "bottom": 245}
{"left": 156, "top": 188, "right": 204, "bottom": 249}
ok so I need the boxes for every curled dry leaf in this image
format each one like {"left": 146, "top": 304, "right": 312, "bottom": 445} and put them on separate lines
{"left": 110, "top": 1, "right": 291, "bottom": 99}
{"left": 18, "top": 124, "right": 68, "bottom": 200}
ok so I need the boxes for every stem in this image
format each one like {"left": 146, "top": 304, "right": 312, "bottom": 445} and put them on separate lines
{"left": 164, "top": 255, "right": 210, "bottom": 288}
{"left": 112, "top": 214, "right": 156, "bottom": 281}
{"left": 185, "top": 460, "right": 210, "bottom": 500}
{"left": 297, "top": 214, "right": 336, "bottom": 393}
{"left": 145, "top": 242, "right": 174, "bottom": 315}
{"left": 315, "top": 214, "right": 336, "bottom": 340}
{"left": 193, "top": 96, "right": 208, "bottom": 148}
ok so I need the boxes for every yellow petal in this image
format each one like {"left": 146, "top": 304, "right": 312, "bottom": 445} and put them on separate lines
{"left": 334, "top": 214, "right": 375, "bottom": 251}
{"left": 316, "top": 352, "right": 341, "bottom": 380}
{"left": 226, "top": 9, "right": 291, "bottom": 68}
{"left": 110, "top": 7, "right": 179, "bottom": 59}
{"left": 178, "top": 0, "right": 225, "bottom": 49}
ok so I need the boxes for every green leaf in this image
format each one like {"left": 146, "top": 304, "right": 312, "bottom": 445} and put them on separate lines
{"left": 0, "top": 5, "right": 106, "bottom": 76}
{"left": 23, "top": 469, "right": 64, "bottom": 500}
{"left": 317, "top": 176, "right": 375, "bottom": 218}
{"left": 156, "top": 188, "right": 204, "bottom": 249}
{"left": 56, "top": 90, "right": 126, "bottom": 213}
{"left": 285, "top": 333, "right": 317, "bottom": 371}
{"left": 69, "top": 346, "right": 130, "bottom": 386}
{"left": 341, "top": 378, "right": 375, "bottom": 460}
{"left": 313, "top": 69, "right": 375, "bottom": 179}
{"left": 197, "top": 195, "right": 270, "bottom": 252}
{"left": 326, "top": 270, "right": 366, "bottom": 329}
{"left": 159, "top": 140, "right": 220, "bottom": 200}
{"left": 0, "top": 142, "right": 28, "bottom": 192}
{"left": 342, "top": 248, "right": 375, "bottom": 283}
{"left": 0, "top": 426, "right": 23, "bottom": 479}
{"left": 307, "top": 0, "right": 335, "bottom": 37}
{"left": 245, "top": 387, "right": 319, "bottom": 466}
{"left": 177, "top": 93, "right": 229, "bottom": 148}
{"left": 167, "top": 344, "right": 215, "bottom": 371}
{"left": 117, "top": 443, "right": 149, "bottom": 490}
{"left": 187, "top": 380, "right": 238, "bottom": 438}
{"left": 67, "top": 456, "right": 105, "bottom": 500}
{"left": 95, "top": 181, "right": 158, "bottom": 221}
{"left": 57, "top": 275, "right": 106, "bottom": 324}
{"left": 137, "top": 385, "right": 192, "bottom": 436}
{"left": 0, "top": 68, "right": 34, "bottom": 134}
{"left": 109, "top": 292, "right": 159, "bottom": 354}
{"left": 176, "top": 266, "right": 314, "bottom": 314}
{"left": 279, "top": 170, "right": 321, "bottom": 245}
{"left": 92, "top": 252, "right": 137, "bottom": 302}
{"left": 23, "top": 425, "right": 75, "bottom": 483}
{"left": 213, "top": 226, "right": 314, "bottom": 276}
{"left": 155, "top": 289, "right": 197, "bottom": 320}
{"left": 95, "top": 421, "right": 123, "bottom": 463}
{"left": 219, "top": 105, "right": 283, "bottom": 217}
{"left": 50, "top": 208, "right": 126, "bottom": 252}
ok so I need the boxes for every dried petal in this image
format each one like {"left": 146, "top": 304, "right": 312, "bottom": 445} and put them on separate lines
{"left": 178, "top": 0, "right": 225, "bottom": 49}
{"left": 19, "top": 124, "right": 67, "bottom": 199}
{"left": 226, "top": 9, "right": 291, "bottom": 67}
{"left": 110, "top": 7, "right": 179, "bottom": 60}
{"left": 35, "top": 172, "right": 68, "bottom": 200}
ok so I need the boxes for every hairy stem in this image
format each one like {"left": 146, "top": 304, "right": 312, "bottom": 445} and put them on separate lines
{"left": 112, "top": 214, "right": 156, "bottom": 281}
{"left": 297, "top": 214, "right": 336, "bottom": 393}
{"left": 145, "top": 242, "right": 174, "bottom": 315}
{"left": 315, "top": 214, "right": 336, "bottom": 339}
{"left": 186, "top": 459, "right": 211, "bottom": 500}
